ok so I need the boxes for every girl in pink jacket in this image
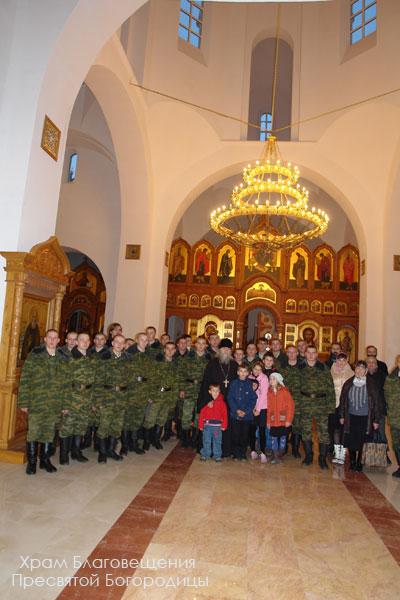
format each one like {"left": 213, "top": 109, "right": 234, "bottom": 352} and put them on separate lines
{"left": 249, "top": 362, "right": 269, "bottom": 462}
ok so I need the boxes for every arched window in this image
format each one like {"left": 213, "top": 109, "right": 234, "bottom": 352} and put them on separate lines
{"left": 68, "top": 153, "right": 78, "bottom": 182}
{"left": 247, "top": 38, "right": 293, "bottom": 141}
{"left": 350, "top": 0, "right": 376, "bottom": 45}
{"left": 178, "top": 1, "right": 203, "bottom": 49}
{"left": 259, "top": 112, "right": 272, "bottom": 142}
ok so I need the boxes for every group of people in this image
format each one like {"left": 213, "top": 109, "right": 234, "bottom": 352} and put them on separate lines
{"left": 17, "top": 321, "right": 400, "bottom": 479}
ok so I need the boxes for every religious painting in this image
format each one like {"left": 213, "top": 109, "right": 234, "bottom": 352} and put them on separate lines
{"left": 338, "top": 247, "right": 359, "bottom": 291}
{"left": 189, "top": 294, "right": 199, "bottom": 308}
{"left": 201, "top": 295, "right": 212, "bottom": 308}
{"left": 70, "top": 269, "right": 97, "bottom": 295}
{"left": 225, "top": 296, "right": 236, "bottom": 310}
{"left": 188, "top": 319, "right": 198, "bottom": 340}
{"left": 336, "top": 302, "right": 347, "bottom": 315}
{"left": 256, "top": 310, "right": 276, "bottom": 339}
{"left": 349, "top": 302, "right": 359, "bottom": 314}
{"left": 311, "top": 300, "right": 321, "bottom": 314}
{"left": 177, "top": 293, "right": 187, "bottom": 307}
{"left": 284, "top": 324, "right": 298, "bottom": 347}
{"left": 314, "top": 247, "right": 334, "bottom": 289}
{"left": 289, "top": 247, "right": 308, "bottom": 289}
{"left": 223, "top": 321, "right": 234, "bottom": 341}
{"left": 217, "top": 244, "right": 236, "bottom": 284}
{"left": 323, "top": 301, "right": 334, "bottom": 315}
{"left": 298, "top": 299, "right": 309, "bottom": 313}
{"left": 244, "top": 246, "right": 281, "bottom": 282}
{"left": 320, "top": 326, "right": 333, "bottom": 354}
{"left": 196, "top": 314, "right": 224, "bottom": 340}
{"left": 167, "top": 292, "right": 174, "bottom": 307}
{"left": 298, "top": 323, "right": 319, "bottom": 348}
{"left": 193, "top": 243, "right": 212, "bottom": 284}
{"left": 169, "top": 241, "right": 188, "bottom": 283}
{"left": 337, "top": 327, "right": 356, "bottom": 365}
{"left": 213, "top": 295, "right": 223, "bottom": 309}
{"left": 41, "top": 115, "right": 61, "bottom": 161}
{"left": 245, "top": 281, "right": 276, "bottom": 303}
{"left": 285, "top": 299, "right": 296, "bottom": 313}
{"left": 19, "top": 295, "right": 49, "bottom": 361}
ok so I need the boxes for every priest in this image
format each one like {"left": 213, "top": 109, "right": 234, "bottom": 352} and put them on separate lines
{"left": 198, "top": 338, "right": 238, "bottom": 457}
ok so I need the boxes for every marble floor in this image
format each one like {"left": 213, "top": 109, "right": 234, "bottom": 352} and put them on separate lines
{"left": 1, "top": 443, "right": 400, "bottom": 600}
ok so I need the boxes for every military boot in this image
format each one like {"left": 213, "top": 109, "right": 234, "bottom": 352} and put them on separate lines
{"left": 161, "top": 419, "right": 172, "bottom": 442}
{"left": 181, "top": 429, "right": 189, "bottom": 448}
{"left": 39, "top": 443, "right": 57, "bottom": 473}
{"left": 107, "top": 436, "right": 123, "bottom": 461}
{"left": 120, "top": 430, "right": 130, "bottom": 456}
{"left": 143, "top": 428, "right": 151, "bottom": 451}
{"left": 82, "top": 426, "right": 93, "bottom": 449}
{"left": 71, "top": 435, "right": 88, "bottom": 462}
{"left": 302, "top": 440, "right": 313, "bottom": 466}
{"left": 291, "top": 433, "right": 302, "bottom": 459}
{"left": 153, "top": 425, "right": 164, "bottom": 450}
{"left": 356, "top": 450, "right": 363, "bottom": 472}
{"left": 318, "top": 443, "right": 329, "bottom": 470}
{"left": 392, "top": 449, "right": 400, "bottom": 478}
{"left": 59, "top": 436, "right": 71, "bottom": 465}
{"left": 98, "top": 437, "right": 107, "bottom": 463}
{"left": 349, "top": 450, "right": 357, "bottom": 471}
{"left": 131, "top": 430, "right": 145, "bottom": 454}
{"left": 26, "top": 442, "right": 38, "bottom": 475}
{"left": 191, "top": 427, "right": 199, "bottom": 449}
{"left": 93, "top": 428, "right": 99, "bottom": 451}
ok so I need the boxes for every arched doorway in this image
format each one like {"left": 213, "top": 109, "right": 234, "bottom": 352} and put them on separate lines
{"left": 60, "top": 249, "right": 106, "bottom": 340}
{"left": 243, "top": 306, "right": 277, "bottom": 344}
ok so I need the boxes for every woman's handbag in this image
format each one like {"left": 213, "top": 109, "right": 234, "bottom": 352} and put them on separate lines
{"left": 362, "top": 429, "right": 388, "bottom": 468}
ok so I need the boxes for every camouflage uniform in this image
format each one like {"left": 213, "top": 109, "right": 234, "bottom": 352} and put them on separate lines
{"left": 120, "top": 351, "right": 156, "bottom": 454}
{"left": 280, "top": 362, "right": 302, "bottom": 458}
{"left": 280, "top": 364, "right": 302, "bottom": 434}
{"left": 59, "top": 348, "right": 97, "bottom": 463}
{"left": 143, "top": 358, "right": 180, "bottom": 449}
{"left": 178, "top": 353, "right": 209, "bottom": 431}
{"left": 298, "top": 361, "right": 336, "bottom": 467}
{"left": 94, "top": 349, "right": 131, "bottom": 461}
{"left": 172, "top": 352, "right": 190, "bottom": 435}
{"left": 384, "top": 373, "right": 400, "bottom": 470}
{"left": 18, "top": 346, "right": 68, "bottom": 474}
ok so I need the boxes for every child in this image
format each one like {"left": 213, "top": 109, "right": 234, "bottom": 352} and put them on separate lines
{"left": 267, "top": 372, "right": 295, "bottom": 464}
{"left": 263, "top": 352, "right": 278, "bottom": 378}
{"left": 198, "top": 383, "right": 228, "bottom": 462}
{"left": 249, "top": 362, "right": 269, "bottom": 462}
{"left": 227, "top": 365, "right": 258, "bottom": 460}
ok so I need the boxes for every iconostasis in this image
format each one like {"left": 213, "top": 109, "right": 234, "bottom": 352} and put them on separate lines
{"left": 166, "top": 238, "right": 359, "bottom": 361}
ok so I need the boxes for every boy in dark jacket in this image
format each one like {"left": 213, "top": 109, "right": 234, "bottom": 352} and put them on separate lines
{"left": 228, "top": 365, "right": 258, "bottom": 460}
{"left": 199, "top": 384, "right": 228, "bottom": 462}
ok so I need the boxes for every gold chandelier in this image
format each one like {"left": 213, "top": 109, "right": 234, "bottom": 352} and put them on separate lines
{"left": 210, "top": 136, "right": 329, "bottom": 251}
{"left": 209, "top": 5, "right": 329, "bottom": 251}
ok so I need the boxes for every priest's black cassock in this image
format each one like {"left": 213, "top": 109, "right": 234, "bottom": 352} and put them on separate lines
{"left": 198, "top": 357, "right": 238, "bottom": 457}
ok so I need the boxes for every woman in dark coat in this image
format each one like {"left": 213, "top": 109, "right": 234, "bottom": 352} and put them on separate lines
{"left": 339, "top": 360, "right": 380, "bottom": 472}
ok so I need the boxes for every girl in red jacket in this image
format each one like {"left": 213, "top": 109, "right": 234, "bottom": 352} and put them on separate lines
{"left": 267, "top": 373, "right": 295, "bottom": 464}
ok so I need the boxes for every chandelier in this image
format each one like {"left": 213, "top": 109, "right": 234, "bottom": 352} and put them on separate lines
{"left": 210, "top": 136, "right": 329, "bottom": 251}
{"left": 209, "top": 5, "right": 329, "bottom": 251}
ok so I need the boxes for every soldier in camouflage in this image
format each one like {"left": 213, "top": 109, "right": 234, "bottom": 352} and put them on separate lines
{"left": 280, "top": 345, "right": 302, "bottom": 458}
{"left": 298, "top": 345, "right": 336, "bottom": 469}
{"left": 18, "top": 329, "right": 69, "bottom": 475}
{"left": 121, "top": 332, "right": 155, "bottom": 455}
{"left": 178, "top": 336, "right": 209, "bottom": 448}
{"left": 384, "top": 355, "right": 400, "bottom": 477}
{"left": 60, "top": 331, "right": 78, "bottom": 357}
{"left": 143, "top": 342, "right": 179, "bottom": 450}
{"left": 59, "top": 333, "right": 96, "bottom": 465}
{"left": 94, "top": 334, "right": 130, "bottom": 463}
{"left": 83, "top": 332, "right": 108, "bottom": 449}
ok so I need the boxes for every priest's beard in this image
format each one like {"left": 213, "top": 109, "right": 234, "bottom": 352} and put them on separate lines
{"left": 219, "top": 353, "right": 231, "bottom": 365}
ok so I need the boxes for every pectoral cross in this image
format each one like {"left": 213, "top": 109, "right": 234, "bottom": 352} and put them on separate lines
{"left": 223, "top": 378, "right": 229, "bottom": 388}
